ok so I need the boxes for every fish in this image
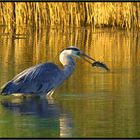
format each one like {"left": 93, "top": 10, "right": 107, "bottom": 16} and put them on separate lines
{"left": 92, "top": 61, "right": 109, "bottom": 71}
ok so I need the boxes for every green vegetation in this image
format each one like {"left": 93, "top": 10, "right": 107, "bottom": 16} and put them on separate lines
{"left": 0, "top": 2, "right": 140, "bottom": 30}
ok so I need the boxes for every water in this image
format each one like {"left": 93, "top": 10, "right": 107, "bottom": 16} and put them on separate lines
{"left": 0, "top": 26, "right": 140, "bottom": 138}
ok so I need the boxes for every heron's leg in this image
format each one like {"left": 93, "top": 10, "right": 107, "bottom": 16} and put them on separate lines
{"left": 12, "top": 93, "right": 24, "bottom": 97}
{"left": 47, "top": 97, "right": 55, "bottom": 104}
{"left": 12, "top": 93, "right": 26, "bottom": 99}
{"left": 48, "top": 91, "right": 54, "bottom": 97}
{"left": 47, "top": 90, "right": 54, "bottom": 97}
{"left": 46, "top": 90, "right": 54, "bottom": 104}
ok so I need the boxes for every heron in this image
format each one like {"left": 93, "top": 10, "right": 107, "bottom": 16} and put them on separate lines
{"left": 1, "top": 46, "right": 109, "bottom": 98}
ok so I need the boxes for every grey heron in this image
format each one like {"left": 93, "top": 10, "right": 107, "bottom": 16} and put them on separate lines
{"left": 1, "top": 46, "right": 109, "bottom": 97}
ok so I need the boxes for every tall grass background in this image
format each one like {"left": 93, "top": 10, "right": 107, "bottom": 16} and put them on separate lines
{"left": 0, "top": 2, "right": 140, "bottom": 30}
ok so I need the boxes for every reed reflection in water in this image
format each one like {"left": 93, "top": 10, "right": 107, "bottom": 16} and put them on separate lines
{"left": 0, "top": 26, "right": 140, "bottom": 137}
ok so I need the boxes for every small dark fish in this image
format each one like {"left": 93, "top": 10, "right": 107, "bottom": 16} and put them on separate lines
{"left": 92, "top": 61, "right": 109, "bottom": 71}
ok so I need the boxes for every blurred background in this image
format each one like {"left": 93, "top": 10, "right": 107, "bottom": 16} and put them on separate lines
{"left": 0, "top": 2, "right": 140, "bottom": 138}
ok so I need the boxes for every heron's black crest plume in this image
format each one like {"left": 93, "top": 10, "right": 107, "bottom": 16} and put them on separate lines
{"left": 60, "top": 46, "right": 81, "bottom": 53}
{"left": 65, "top": 47, "right": 80, "bottom": 51}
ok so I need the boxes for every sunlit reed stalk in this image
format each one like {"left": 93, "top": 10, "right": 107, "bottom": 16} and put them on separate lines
{"left": 0, "top": 2, "right": 140, "bottom": 30}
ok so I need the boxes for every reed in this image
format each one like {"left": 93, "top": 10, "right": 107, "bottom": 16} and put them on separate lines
{"left": 0, "top": 2, "right": 140, "bottom": 29}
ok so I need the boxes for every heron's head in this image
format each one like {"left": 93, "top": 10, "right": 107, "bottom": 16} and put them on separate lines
{"left": 60, "top": 46, "right": 96, "bottom": 65}
{"left": 61, "top": 46, "right": 81, "bottom": 58}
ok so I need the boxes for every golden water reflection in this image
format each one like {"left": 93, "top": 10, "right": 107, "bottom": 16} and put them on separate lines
{"left": 0, "top": 27, "right": 140, "bottom": 137}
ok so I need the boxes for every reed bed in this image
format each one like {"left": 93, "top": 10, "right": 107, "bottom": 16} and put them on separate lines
{"left": 0, "top": 2, "right": 140, "bottom": 29}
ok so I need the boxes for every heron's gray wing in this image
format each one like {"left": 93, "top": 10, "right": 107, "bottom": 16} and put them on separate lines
{"left": 12, "top": 65, "right": 37, "bottom": 83}
{"left": 12, "top": 63, "right": 63, "bottom": 94}
{"left": 1, "top": 65, "right": 36, "bottom": 93}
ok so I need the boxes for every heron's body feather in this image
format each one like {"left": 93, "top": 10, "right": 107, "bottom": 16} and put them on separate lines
{"left": 1, "top": 63, "right": 69, "bottom": 95}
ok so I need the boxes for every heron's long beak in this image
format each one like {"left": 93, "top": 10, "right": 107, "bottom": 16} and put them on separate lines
{"left": 80, "top": 52, "right": 96, "bottom": 64}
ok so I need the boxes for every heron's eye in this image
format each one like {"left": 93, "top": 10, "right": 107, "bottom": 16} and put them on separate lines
{"left": 76, "top": 51, "right": 80, "bottom": 55}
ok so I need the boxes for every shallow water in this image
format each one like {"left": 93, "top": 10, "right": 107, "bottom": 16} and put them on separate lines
{"left": 0, "top": 26, "right": 140, "bottom": 138}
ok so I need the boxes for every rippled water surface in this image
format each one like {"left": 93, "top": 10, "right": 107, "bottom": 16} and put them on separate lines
{"left": 0, "top": 26, "right": 140, "bottom": 138}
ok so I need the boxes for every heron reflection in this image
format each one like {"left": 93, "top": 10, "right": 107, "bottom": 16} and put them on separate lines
{"left": 0, "top": 97, "right": 74, "bottom": 137}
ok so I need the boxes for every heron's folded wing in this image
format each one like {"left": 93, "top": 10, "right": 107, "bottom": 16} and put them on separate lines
{"left": 12, "top": 63, "right": 63, "bottom": 92}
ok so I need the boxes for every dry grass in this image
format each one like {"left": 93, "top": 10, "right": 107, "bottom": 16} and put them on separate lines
{"left": 0, "top": 2, "right": 140, "bottom": 29}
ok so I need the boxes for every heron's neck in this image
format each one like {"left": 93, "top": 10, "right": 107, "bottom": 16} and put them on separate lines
{"left": 59, "top": 53, "right": 75, "bottom": 79}
{"left": 63, "top": 60, "right": 75, "bottom": 79}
